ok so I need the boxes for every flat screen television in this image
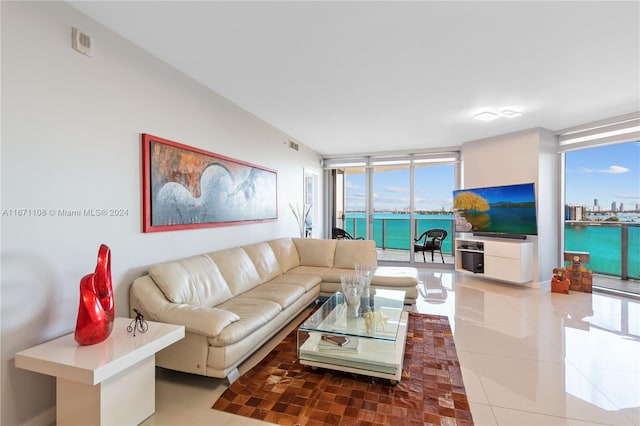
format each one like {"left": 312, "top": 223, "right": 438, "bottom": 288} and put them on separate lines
{"left": 452, "top": 182, "right": 537, "bottom": 239}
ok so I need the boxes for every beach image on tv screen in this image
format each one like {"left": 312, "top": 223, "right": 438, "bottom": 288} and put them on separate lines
{"left": 453, "top": 183, "right": 538, "bottom": 235}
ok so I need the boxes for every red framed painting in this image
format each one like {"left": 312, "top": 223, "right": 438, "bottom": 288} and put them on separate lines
{"left": 141, "top": 134, "right": 277, "bottom": 233}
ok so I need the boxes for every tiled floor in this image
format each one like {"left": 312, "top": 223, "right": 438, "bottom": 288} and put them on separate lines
{"left": 377, "top": 247, "right": 640, "bottom": 296}
{"left": 143, "top": 270, "right": 640, "bottom": 425}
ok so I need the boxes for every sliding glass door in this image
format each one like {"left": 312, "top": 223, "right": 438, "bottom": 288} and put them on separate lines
{"left": 333, "top": 167, "right": 367, "bottom": 239}
{"left": 372, "top": 164, "right": 411, "bottom": 262}
{"left": 563, "top": 141, "right": 640, "bottom": 291}
{"left": 413, "top": 163, "right": 456, "bottom": 263}
{"left": 328, "top": 153, "right": 458, "bottom": 265}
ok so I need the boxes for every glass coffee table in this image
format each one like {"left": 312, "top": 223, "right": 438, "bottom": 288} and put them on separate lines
{"left": 297, "top": 289, "right": 407, "bottom": 383}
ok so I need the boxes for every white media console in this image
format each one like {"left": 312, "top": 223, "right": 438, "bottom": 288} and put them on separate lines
{"left": 455, "top": 236, "right": 534, "bottom": 284}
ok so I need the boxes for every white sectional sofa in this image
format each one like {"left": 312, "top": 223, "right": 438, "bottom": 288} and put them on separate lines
{"left": 130, "top": 237, "right": 418, "bottom": 382}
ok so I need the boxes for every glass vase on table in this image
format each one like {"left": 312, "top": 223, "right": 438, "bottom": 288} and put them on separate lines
{"left": 340, "top": 274, "right": 364, "bottom": 318}
{"left": 355, "top": 263, "right": 375, "bottom": 315}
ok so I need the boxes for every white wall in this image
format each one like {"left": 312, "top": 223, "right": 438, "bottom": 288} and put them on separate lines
{"left": 0, "top": 2, "right": 322, "bottom": 424}
{"left": 462, "top": 128, "right": 560, "bottom": 285}
{"left": 462, "top": 128, "right": 541, "bottom": 188}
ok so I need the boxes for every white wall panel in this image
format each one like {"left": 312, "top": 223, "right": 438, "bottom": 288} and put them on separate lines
{"left": 1, "top": 2, "right": 321, "bottom": 424}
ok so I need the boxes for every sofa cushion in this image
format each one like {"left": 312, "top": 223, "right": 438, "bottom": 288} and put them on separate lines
{"left": 242, "top": 242, "right": 282, "bottom": 282}
{"left": 239, "top": 282, "right": 305, "bottom": 309}
{"left": 148, "top": 255, "right": 233, "bottom": 307}
{"left": 288, "top": 265, "right": 331, "bottom": 279}
{"left": 271, "top": 273, "right": 322, "bottom": 292}
{"left": 208, "top": 248, "right": 262, "bottom": 296}
{"left": 333, "top": 239, "right": 378, "bottom": 269}
{"left": 212, "top": 298, "right": 282, "bottom": 346}
{"left": 321, "top": 268, "right": 356, "bottom": 283}
{"left": 293, "top": 238, "right": 336, "bottom": 267}
{"left": 267, "top": 238, "right": 300, "bottom": 272}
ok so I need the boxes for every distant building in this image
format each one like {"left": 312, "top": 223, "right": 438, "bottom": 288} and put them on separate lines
{"left": 619, "top": 202, "right": 624, "bottom": 212}
{"left": 636, "top": 203, "right": 640, "bottom": 211}
{"left": 611, "top": 201, "right": 617, "bottom": 212}
{"left": 565, "top": 205, "right": 587, "bottom": 220}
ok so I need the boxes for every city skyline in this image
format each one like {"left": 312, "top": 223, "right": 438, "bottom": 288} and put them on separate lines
{"left": 345, "top": 141, "right": 639, "bottom": 213}
{"left": 565, "top": 141, "right": 640, "bottom": 211}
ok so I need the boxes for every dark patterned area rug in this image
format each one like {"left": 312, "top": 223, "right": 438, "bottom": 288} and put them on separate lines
{"left": 213, "top": 313, "right": 473, "bottom": 425}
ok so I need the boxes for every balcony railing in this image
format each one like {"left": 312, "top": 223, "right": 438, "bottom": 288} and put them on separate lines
{"left": 342, "top": 216, "right": 639, "bottom": 281}
{"left": 565, "top": 221, "right": 639, "bottom": 280}
{"left": 343, "top": 217, "right": 455, "bottom": 256}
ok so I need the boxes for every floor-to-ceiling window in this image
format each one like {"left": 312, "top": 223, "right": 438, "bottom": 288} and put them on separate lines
{"left": 342, "top": 167, "right": 367, "bottom": 238}
{"left": 413, "top": 162, "right": 456, "bottom": 262}
{"left": 371, "top": 161, "right": 411, "bottom": 262}
{"left": 329, "top": 160, "right": 367, "bottom": 238}
{"left": 326, "top": 153, "right": 459, "bottom": 265}
{"left": 559, "top": 113, "right": 640, "bottom": 294}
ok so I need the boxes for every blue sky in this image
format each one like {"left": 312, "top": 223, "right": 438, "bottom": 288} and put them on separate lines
{"left": 346, "top": 164, "right": 454, "bottom": 211}
{"left": 345, "top": 141, "right": 639, "bottom": 212}
{"left": 565, "top": 141, "right": 640, "bottom": 210}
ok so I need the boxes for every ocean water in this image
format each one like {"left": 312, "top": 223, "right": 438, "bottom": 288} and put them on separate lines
{"left": 564, "top": 223, "right": 639, "bottom": 279}
{"left": 344, "top": 213, "right": 640, "bottom": 279}
{"left": 344, "top": 213, "right": 453, "bottom": 254}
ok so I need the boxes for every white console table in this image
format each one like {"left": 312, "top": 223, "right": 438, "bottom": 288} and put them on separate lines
{"left": 16, "top": 317, "right": 184, "bottom": 426}
{"left": 455, "top": 236, "right": 534, "bottom": 284}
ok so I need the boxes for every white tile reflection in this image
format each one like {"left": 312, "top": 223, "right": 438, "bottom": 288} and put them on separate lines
{"left": 414, "top": 269, "right": 640, "bottom": 426}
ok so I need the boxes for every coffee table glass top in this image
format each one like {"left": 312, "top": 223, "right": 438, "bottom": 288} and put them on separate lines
{"left": 299, "top": 289, "right": 405, "bottom": 341}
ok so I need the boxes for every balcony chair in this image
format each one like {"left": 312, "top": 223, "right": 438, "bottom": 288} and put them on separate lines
{"left": 414, "top": 229, "right": 448, "bottom": 263}
{"left": 332, "top": 227, "right": 364, "bottom": 240}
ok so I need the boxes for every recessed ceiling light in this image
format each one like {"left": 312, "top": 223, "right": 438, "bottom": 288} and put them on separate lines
{"left": 473, "top": 111, "right": 499, "bottom": 121}
{"left": 500, "top": 109, "right": 522, "bottom": 118}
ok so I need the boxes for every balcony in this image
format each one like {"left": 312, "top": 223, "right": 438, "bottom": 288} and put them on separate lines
{"left": 565, "top": 221, "right": 639, "bottom": 294}
{"left": 342, "top": 216, "right": 640, "bottom": 295}
{"left": 343, "top": 216, "right": 455, "bottom": 265}
{"left": 376, "top": 247, "right": 455, "bottom": 265}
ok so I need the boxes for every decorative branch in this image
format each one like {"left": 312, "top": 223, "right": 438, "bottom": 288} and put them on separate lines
{"left": 289, "top": 202, "right": 312, "bottom": 237}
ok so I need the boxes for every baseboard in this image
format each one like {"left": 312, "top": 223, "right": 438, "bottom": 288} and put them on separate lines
{"left": 534, "top": 280, "right": 551, "bottom": 290}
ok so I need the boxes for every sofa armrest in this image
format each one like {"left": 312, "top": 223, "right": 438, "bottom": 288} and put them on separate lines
{"left": 130, "top": 274, "right": 239, "bottom": 337}
{"left": 157, "top": 304, "right": 240, "bottom": 337}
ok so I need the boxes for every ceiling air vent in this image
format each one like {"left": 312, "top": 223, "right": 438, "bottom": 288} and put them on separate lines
{"left": 72, "top": 27, "right": 93, "bottom": 57}
{"left": 289, "top": 140, "right": 299, "bottom": 151}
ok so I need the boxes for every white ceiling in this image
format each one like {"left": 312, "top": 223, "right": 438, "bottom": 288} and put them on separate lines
{"left": 69, "top": 1, "right": 640, "bottom": 156}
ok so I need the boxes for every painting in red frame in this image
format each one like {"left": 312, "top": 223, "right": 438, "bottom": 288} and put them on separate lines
{"left": 141, "top": 134, "right": 277, "bottom": 233}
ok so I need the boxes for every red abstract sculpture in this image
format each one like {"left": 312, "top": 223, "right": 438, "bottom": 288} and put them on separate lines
{"left": 74, "top": 244, "right": 115, "bottom": 345}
